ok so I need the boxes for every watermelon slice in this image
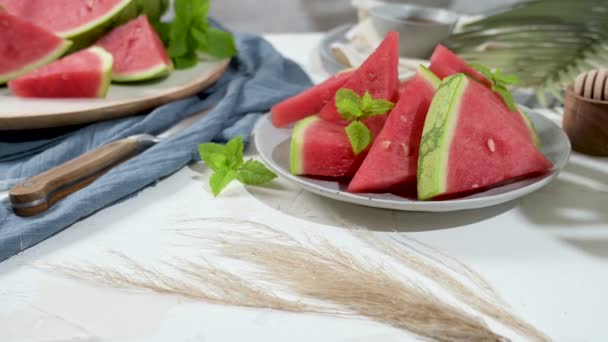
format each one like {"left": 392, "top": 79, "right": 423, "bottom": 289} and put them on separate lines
{"left": 271, "top": 70, "right": 352, "bottom": 128}
{"left": 96, "top": 15, "right": 172, "bottom": 82}
{"left": 9, "top": 46, "right": 114, "bottom": 98}
{"left": 319, "top": 32, "right": 400, "bottom": 124}
{"left": 0, "top": 11, "right": 72, "bottom": 85}
{"left": 417, "top": 74, "right": 553, "bottom": 200}
{"left": 429, "top": 45, "right": 542, "bottom": 148}
{"left": 0, "top": 0, "right": 168, "bottom": 49}
{"left": 348, "top": 66, "right": 440, "bottom": 194}
{"left": 429, "top": 45, "right": 491, "bottom": 87}
{"left": 290, "top": 115, "right": 385, "bottom": 178}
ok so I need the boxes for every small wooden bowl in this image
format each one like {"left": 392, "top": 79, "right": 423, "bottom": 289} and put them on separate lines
{"left": 563, "top": 89, "right": 608, "bottom": 156}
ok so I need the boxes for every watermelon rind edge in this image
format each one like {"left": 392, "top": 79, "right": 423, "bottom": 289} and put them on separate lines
{"left": 0, "top": 39, "right": 72, "bottom": 85}
{"left": 516, "top": 106, "right": 542, "bottom": 148}
{"left": 418, "top": 65, "right": 441, "bottom": 90}
{"left": 417, "top": 74, "right": 467, "bottom": 201}
{"left": 57, "top": 0, "right": 133, "bottom": 39}
{"left": 111, "top": 62, "right": 173, "bottom": 83}
{"left": 88, "top": 46, "right": 115, "bottom": 98}
{"left": 290, "top": 116, "right": 318, "bottom": 175}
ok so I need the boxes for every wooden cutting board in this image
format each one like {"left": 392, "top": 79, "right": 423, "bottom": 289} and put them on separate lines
{"left": 0, "top": 59, "right": 230, "bottom": 130}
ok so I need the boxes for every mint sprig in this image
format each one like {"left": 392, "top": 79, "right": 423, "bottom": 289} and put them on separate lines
{"left": 335, "top": 89, "right": 395, "bottom": 155}
{"left": 154, "top": 0, "right": 237, "bottom": 69}
{"left": 469, "top": 63, "right": 520, "bottom": 112}
{"left": 198, "top": 136, "right": 277, "bottom": 196}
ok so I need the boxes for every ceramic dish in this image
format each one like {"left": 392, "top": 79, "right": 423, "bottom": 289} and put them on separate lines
{"left": 254, "top": 108, "right": 570, "bottom": 212}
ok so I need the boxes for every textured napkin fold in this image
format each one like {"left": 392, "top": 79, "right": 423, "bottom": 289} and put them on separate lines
{"left": 0, "top": 33, "right": 312, "bottom": 262}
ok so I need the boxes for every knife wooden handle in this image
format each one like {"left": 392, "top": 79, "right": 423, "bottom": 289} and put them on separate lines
{"left": 9, "top": 135, "right": 156, "bottom": 217}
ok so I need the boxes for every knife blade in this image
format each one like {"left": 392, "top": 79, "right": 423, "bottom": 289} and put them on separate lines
{"left": 9, "top": 109, "right": 209, "bottom": 217}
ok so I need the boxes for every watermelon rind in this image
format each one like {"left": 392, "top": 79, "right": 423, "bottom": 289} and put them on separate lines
{"left": 0, "top": 39, "right": 72, "bottom": 85}
{"left": 516, "top": 106, "right": 542, "bottom": 148}
{"left": 417, "top": 74, "right": 467, "bottom": 201}
{"left": 58, "top": 0, "right": 133, "bottom": 38}
{"left": 418, "top": 65, "right": 441, "bottom": 89}
{"left": 290, "top": 116, "right": 318, "bottom": 175}
{"left": 88, "top": 46, "right": 115, "bottom": 98}
{"left": 111, "top": 62, "right": 172, "bottom": 83}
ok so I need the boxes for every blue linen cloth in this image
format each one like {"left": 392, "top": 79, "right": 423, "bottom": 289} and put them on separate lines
{"left": 0, "top": 33, "right": 312, "bottom": 262}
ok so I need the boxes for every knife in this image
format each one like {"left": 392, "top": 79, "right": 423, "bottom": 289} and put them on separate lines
{"left": 9, "top": 109, "right": 209, "bottom": 217}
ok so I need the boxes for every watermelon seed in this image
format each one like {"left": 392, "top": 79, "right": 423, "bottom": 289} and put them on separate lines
{"left": 402, "top": 143, "right": 410, "bottom": 156}
{"left": 472, "top": 184, "right": 480, "bottom": 189}
{"left": 399, "top": 115, "right": 408, "bottom": 123}
{"left": 382, "top": 140, "right": 392, "bottom": 149}
{"left": 368, "top": 72, "right": 376, "bottom": 80}
{"left": 61, "top": 73, "right": 69, "bottom": 80}
{"left": 487, "top": 139, "right": 496, "bottom": 152}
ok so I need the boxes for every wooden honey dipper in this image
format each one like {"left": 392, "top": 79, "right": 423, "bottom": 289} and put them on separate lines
{"left": 563, "top": 69, "right": 608, "bottom": 156}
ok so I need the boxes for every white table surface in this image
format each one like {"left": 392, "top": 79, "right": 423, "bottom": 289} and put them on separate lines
{"left": 1, "top": 33, "right": 608, "bottom": 342}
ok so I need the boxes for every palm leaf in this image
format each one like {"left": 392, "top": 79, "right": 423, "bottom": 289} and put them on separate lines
{"left": 446, "top": 0, "right": 608, "bottom": 107}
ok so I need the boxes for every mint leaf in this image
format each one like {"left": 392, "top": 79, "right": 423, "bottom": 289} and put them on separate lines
{"left": 363, "top": 98, "right": 395, "bottom": 117}
{"left": 205, "top": 27, "right": 238, "bottom": 58}
{"left": 173, "top": 52, "right": 198, "bottom": 69}
{"left": 237, "top": 160, "right": 277, "bottom": 185}
{"left": 225, "top": 136, "right": 244, "bottom": 169}
{"left": 210, "top": 168, "right": 237, "bottom": 197}
{"left": 470, "top": 62, "right": 520, "bottom": 112}
{"left": 345, "top": 121, "right": 372, "bottom": 155}
{"left": 335, "top": 88, "right": 363, "bottom": 121}
{"left": 198, "top": 143, "right": 226, "bottom": 171}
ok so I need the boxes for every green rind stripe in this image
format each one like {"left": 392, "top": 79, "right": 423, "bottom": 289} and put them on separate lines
{"left": 516, "top": 106, "right": 542, "bottom": 148}
{"left": 417, "top": 74, "right": 468, "bottom": 200}
{"left": 58, "top": 0, "right": 133, "bottom": 38}
{"left": 111, "top": 62, "right": 173, "bottom": 82}
{"left": 290, "top": 116, "right": 318, "bottom": 175}
{"left": 89, "top": 46, "right": 115, "bottom": 98}
{"left": 417, "top": 65, "right": 441, "bottom": 90}
{"left": 0, "top": 40, "right": 72, "bottom": 85}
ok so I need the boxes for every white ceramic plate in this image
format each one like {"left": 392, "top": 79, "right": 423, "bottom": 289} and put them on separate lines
{"left": 0, "top": 59, "right": 229, "bottom": 130}
{"left": 254, "top": 109, "right": 571, "bottom": 212}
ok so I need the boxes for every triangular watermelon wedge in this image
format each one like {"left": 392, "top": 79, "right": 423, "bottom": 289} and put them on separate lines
{"left": 429, "top": 45, "right": 491, "bottom": 87}
{"left": 96, "top": 15, "right": 172, "bottom": 82}
{"left": 0, "top": 11, "right": 72, "bottom": 85}
{"left": 9, "top": 46, "right": 114, "bottom": 98}
{"left": 429, "top": 44, "right": 542, "bottom": 148}
{"left": 290, "top": 115, "right": 385, "bottom": 178}
{"left": 318, "top": 32, "right": 399, "bottom": 124}
{"left": 417, "top": 74, "right": 553, "bottom": 200}
{"left": 348, "top": 66, "right": 440, "bottom": 195}
{"left": 271, "top": 70, "right": 353, "bottom": 128}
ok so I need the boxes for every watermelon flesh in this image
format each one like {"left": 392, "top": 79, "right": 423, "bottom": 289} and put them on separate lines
{"left": 319, "top": 31, "right": 400, "bottom": 124}
{"left": 417, "top": 74, "right": 553, "bottom": 200}
{"left": 348, "top": 66, "right": 440, "bottom": 195}
{"left": 9, "top": 46, "right": 114, "bottom": 98}
{"left": 429, "top": 45, "right": 542, "bottom": 147}
{"left": 96, "top": 15, "right": 172, "bottom": 82}
{"left": 429, "top": 45, "right": 491, "bottom": 87}
{"left": 0, "top": 11, "right": 72, "bottom": 85}
{"left": 0, "top": 0, "right": 132, "bottom": 38}
{"left": 271, "top": 70, "right": 352, "bottom": 128}
{"left": 291, "top": 116, "right": 385, "bottom": 178}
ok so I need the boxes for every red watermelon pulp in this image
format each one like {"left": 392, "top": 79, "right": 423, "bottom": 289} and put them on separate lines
{"left": 271, "top": 70, "right": 352, "bottom": 128}
{"left": 96, "top": 15, "right": 172, "bottom": 82}
{"left": 290, "top": 116, "right": 385, "bottom": 178}
{"left": 9, "top": 46, "right": 114, "bottom": 98}
{"left": 417, "top": 74, "right": 553, "bottom": 200}
{"left": 0, "top": 11, "right": 72, "bottom": 84}
{"left": 319, "top": 32, "right": 399, "bottom": 124}
{"left": 348, "top": 66, "right": 440, "bottom": 195}
{"left": 0, "top": 0, "right": 132, "bottom": 38}
{"left": 429, "top": 44, "right": 491, "bottom": 87}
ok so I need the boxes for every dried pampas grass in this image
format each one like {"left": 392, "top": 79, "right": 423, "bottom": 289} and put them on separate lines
{"left": 46, "top": 218, "right": 549, "bottom": 342}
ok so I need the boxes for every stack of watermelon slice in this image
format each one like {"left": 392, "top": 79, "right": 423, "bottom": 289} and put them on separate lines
{"left": 271, "top": 33, "right": 553, "bottom": 201}
{"left": 1, "top": 1, "right": 172, "bottom": 98}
